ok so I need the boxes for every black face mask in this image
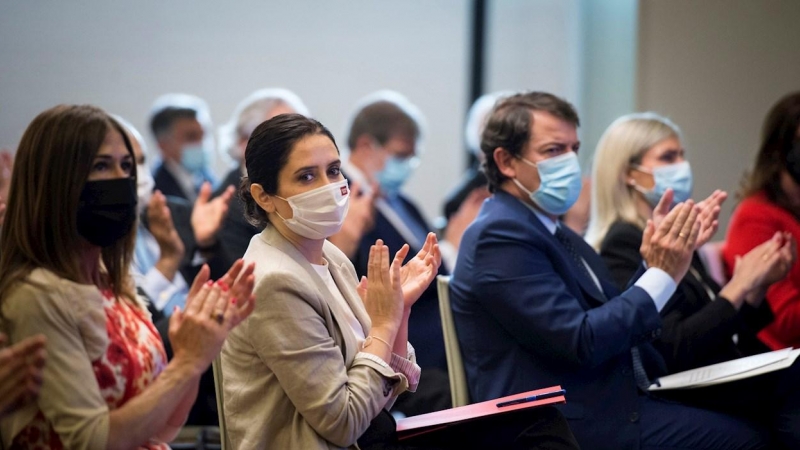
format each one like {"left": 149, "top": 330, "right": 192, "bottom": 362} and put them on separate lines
{"left": 787, "top": 142, "right": 800, "bottom": 185}
{"left": 77, "top": 178, "right": 137, "bottom": 247}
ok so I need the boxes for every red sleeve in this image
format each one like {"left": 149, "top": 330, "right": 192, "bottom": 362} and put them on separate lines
{"left": 723, "top": 196, "right": 800, "bottom": 349}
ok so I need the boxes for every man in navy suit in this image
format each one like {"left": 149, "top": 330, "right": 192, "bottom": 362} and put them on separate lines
{"left": 149, "top": 94, "right": 217, "bottom": 201}
{"left": 341, "top": 91, "right": 451, "bottom": 415}
{"left": 451, "top": 91, "right": 771, "bottom": 449}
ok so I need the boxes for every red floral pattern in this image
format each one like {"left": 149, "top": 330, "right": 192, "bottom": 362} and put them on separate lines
{"left": 12, "top": 290, "right": 169, "bottom": 449}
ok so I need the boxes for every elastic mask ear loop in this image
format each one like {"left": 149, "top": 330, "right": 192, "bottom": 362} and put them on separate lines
{"left": 271, "top": 194, "right": 291, "bottom": 222}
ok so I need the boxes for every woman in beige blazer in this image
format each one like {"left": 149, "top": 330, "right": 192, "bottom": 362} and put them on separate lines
{"left": 221, "top": 113, "right": 441, "bottom": 449}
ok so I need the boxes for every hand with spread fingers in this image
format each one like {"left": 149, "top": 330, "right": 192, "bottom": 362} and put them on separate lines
{"left": 169, "top": 260, "right": 256, "bottom": 375}
{"left": 0, "top": 333, "right": 47, "bottom": 417}
{"left": 148, "top": 190, "right": 185, "bottom": 281}
{"left": 694, "top": 189, "right": 727, "bottom": 248}
{"left": 192, "top": 181, "right": 234, "bottom": 248}
{"left": 356, "top": 233, "right": 442, "bottom": 311}
{"left": 640, "top": 200, "right": 701, "bottom": 283}
{"left": 359, "top": 240, "right": 405, "bottom": 360}
{"left": 397, "top": 232, "right": 442, "bottom": 309}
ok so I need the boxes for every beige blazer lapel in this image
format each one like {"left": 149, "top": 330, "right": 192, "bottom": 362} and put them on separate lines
{"left": 324, "top": 248, "right": 371, "bottom": 333}
{"left": 260, "top": 227, "right": 362, "bottom": 363}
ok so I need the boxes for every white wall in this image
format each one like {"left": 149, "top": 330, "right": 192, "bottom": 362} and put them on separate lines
{"left": 637, "top": 0, "right": 800, "bottom": 234}
{"left": 0, "top": 0, "right": 584, "bottom": 222}
{"left": 486, "top": 0, "right": 582, "bottom": 107}
{"left": 579, "top": 0, "right": 638, "bottom": 172}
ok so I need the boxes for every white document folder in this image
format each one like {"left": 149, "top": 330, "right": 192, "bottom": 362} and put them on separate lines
{"left": 649, "top": 347, "right": 800, "bottom": 390}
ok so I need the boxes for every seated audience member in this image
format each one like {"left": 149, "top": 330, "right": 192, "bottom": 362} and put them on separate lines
{"left": 117, "top": 116, "right": 237, "bottom": 427}
{"left": 450, "top": 91, "right": 778, "bottom": 449}
{"left": 588, "top": 112, "right": 800, "bottom": 446}
{"left": 0, "top": 104, "right": 255, "bottom": 448}
{"left": 343, "top": 91, "right": 447, "bottom": 371}
{"left": 0, "top": 333, "right": 46, "bottom": 418}
{"left": 149, "top": 93, "right": 217, "bottom": 201}
{"left": 114, "top": 116, "right": 189, "bottom": 317}
{"left": 439, "top": 92, "right": 504, "bottom": 268}
{"left": 116, "top": 117, "right": 235, "bottom": 313}
{"left": 214, "top": 88, "right": 318, "bottom": 264}
{"left": 725, "top": 92, "right": 800, "bottom": 351}
{"left": 220, "top": 113, "right": 577, "bottom": 450}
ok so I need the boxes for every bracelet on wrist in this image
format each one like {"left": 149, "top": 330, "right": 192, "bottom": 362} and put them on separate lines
{"left": 362, "top": 334, "right": 392, "bottom": 351}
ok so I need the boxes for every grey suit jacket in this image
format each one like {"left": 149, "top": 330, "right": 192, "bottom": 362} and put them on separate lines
{"left": 220, "top": 226, "right": 410, "bottom": 450}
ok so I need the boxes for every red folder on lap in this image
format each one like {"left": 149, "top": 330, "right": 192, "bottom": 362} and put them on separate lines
{"left": 395, "top": 385, "right": 566, "bottom": 440}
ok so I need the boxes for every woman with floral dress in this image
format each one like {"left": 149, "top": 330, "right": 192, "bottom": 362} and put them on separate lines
{"left": 0, "top": 104, "right": 255, "bottom": 449}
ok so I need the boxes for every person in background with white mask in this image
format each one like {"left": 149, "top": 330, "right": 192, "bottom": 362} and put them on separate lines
{"left": 447, "top": 92, "right": 782, "bottom": 449}
{"left": 115, "top": 116, "right": 190, "bottom": 318}
{"left": 117, "top": 116, "right": 236, "bottom": 429}
{"left": 342, "top": 91, "right": 448, "bottom": 370}
{"left": 149, "top": 93, "right": 217, "bottom": 202}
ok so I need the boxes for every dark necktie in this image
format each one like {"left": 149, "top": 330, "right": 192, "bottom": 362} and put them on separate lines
{"left": 554, "top": 226, "right": 651, "bottom": 392}
{"left": 554, "top": 226, "right": 600, "bottom": 296}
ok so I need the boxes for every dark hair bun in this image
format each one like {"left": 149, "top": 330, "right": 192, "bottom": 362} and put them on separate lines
{"left": 239, "top": 176, "right": 269, "bottom": 228}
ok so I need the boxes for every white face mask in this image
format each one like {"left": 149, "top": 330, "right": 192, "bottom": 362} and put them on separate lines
{"left": 275, "top": 179, "right": 350, "bottom": 240}
{"left": 137, "top": 163, "right": 155, "bottom": 216}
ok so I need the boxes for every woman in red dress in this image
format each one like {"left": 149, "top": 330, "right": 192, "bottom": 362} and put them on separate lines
{"left": 0, "top": 104, "right": 255, "bottom": 449}
{"left": 724, "top": 92, "right": 800, "bottom": 350}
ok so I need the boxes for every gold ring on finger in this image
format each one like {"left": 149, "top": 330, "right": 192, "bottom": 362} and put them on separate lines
{"left": 211, "top": 312, "right": 224, "bottom": 324}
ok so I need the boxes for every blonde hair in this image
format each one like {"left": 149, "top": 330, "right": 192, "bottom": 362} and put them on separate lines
{"left": 585, "top": 112, "right": 682, "bottom": 250}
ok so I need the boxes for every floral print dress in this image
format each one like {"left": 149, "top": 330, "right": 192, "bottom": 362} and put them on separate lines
{"left": 11, "top": 290, "right": 169, "bottom": 450}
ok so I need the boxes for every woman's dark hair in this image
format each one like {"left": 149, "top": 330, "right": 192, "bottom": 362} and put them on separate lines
{"left": 481, "top": 91, "right": 580, "bottom": 192}
{"left": 0, "top": 104, "right": 137, "bottom": 303}
{"left": 239, "top": 113, "right": 338, "bottom": 228}
{"left": 739, "top": 92, "right": 800, "bottom": 212}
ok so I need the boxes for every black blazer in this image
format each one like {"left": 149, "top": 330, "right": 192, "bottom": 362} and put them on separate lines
{"left": 154, "top": 163, "right": 189, "bottom": 200}
{"left": 154, "top": 163, "right": 216, "bottom": 201}
{"left": 140, "top": 195, "right": 236, "bottom": 283}
{"left": 600, "top": 220, "right": 772, "bottom": 372}
{"left": 213, "top": 168, "right": 259, "bottom": 275}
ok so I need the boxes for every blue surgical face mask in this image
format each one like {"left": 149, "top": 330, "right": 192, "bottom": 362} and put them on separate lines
{"left": 512, "top": 151, "right": 582, "bottom": 216}
{"left": 180, "top": 143, "right": 207, "bottom": 173}
{"left": 377, "top": 155, "right": 419, "bottom": 195}
{"left": 633, "top": 161, "right": 693, "bottom": 206}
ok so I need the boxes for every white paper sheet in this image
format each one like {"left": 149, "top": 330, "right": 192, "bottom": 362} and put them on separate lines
{"left": 649, "top": 347, "right": 799, "bottom": 390}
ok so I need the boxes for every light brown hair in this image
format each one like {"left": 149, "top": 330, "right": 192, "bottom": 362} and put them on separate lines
{"left": 0, "top": 104, "right": 137, "bottom": 304}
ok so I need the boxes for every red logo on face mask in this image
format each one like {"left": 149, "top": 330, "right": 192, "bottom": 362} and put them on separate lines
{"left": 340, "top": 186, "right": 348, "bottom": 196}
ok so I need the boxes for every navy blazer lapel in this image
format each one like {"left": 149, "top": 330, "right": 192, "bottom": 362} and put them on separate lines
{"left": 493, "top": 191, "right": 609, "bottom": 306}
{"left": 565, "top": 226, "right": 621, "bottom": 302}
{"left": 564, "top": 232, "right": 610, "bottom": 305}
